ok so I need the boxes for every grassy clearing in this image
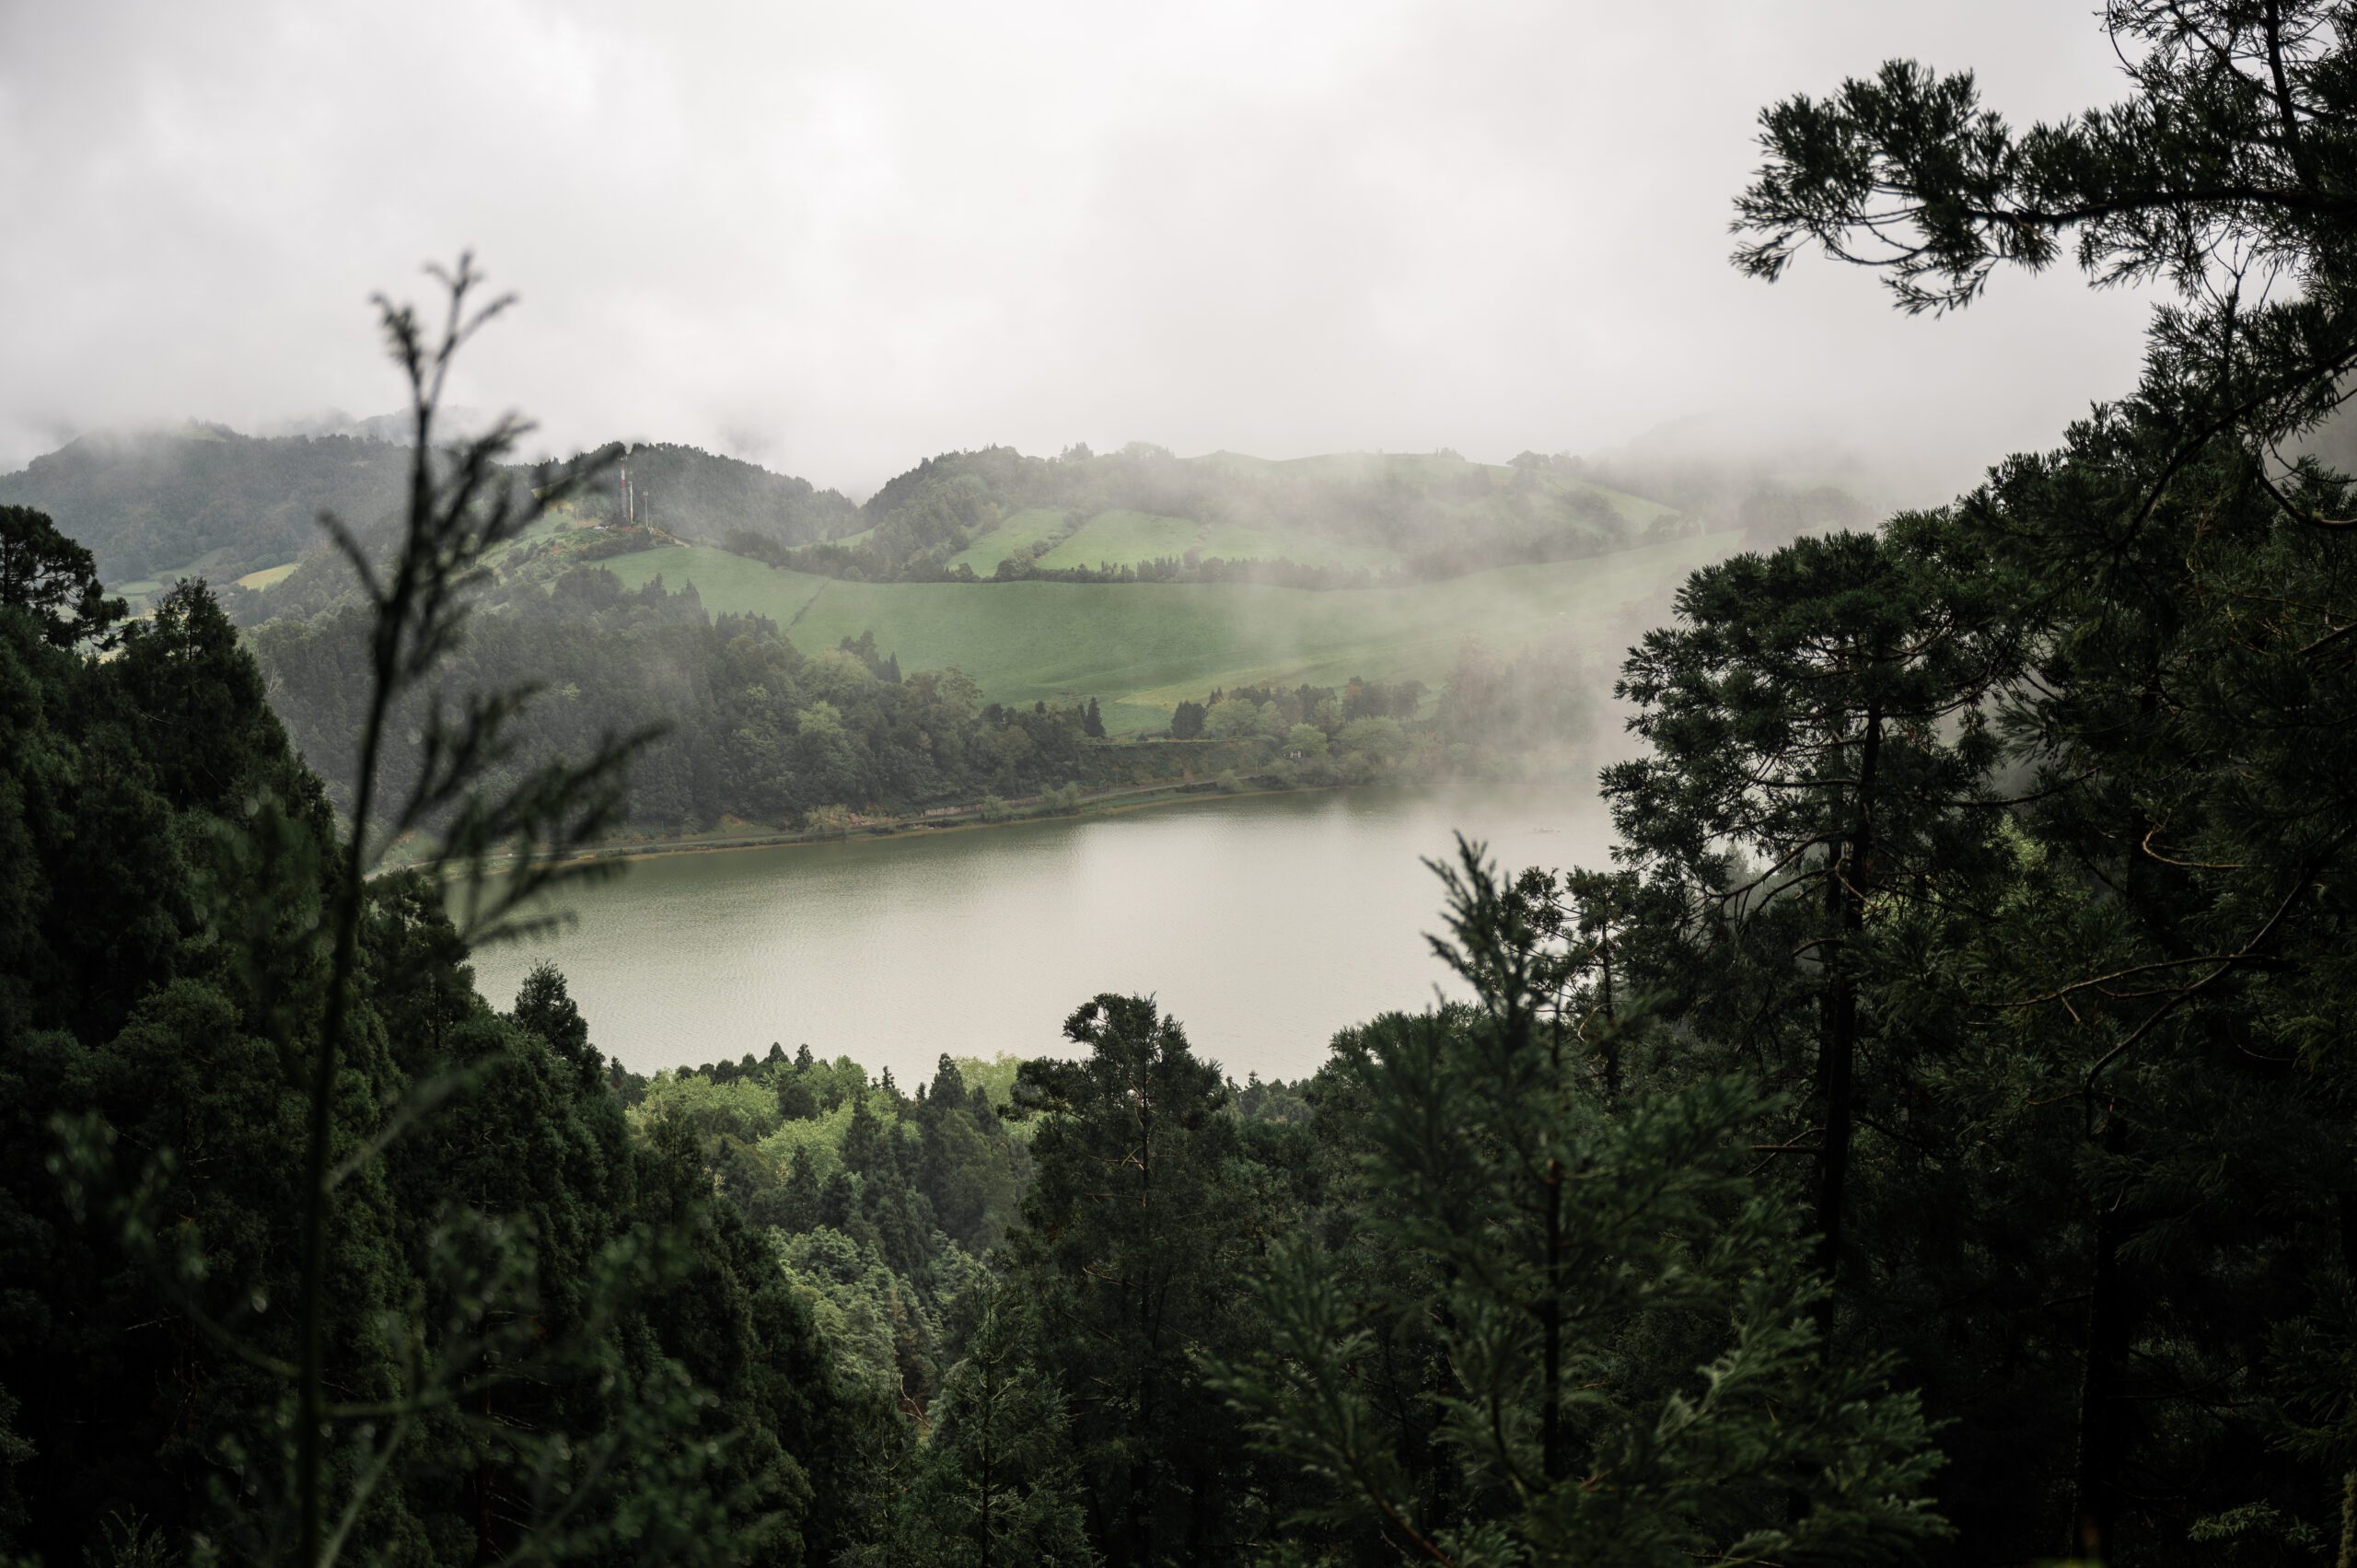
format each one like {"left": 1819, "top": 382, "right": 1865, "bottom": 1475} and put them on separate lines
{"left": 111, "top": 545, "right": 250, "bottom": 604}
{"left": 592, "top": 530, "right": 1737, "bottom": 735}
{"left": 977, "top": 507, "right": 1406, "bottom": 575}
{"left": 1192, "top": 520, "right": 1399, "bottom": 572}
{"left": 1035, "top": 510, "right": 1198, "bottom": 570}
{"left": 595, "top": 547, "right": 836, "bottom": 624}
{"left": 482, "top": 506, "right": 598, "bottom": 570}
{"left": 946, "top": 506, "right": 1072, "bottom": 575}
{"left": 235, "top": 562, "right": 301, "bottom": 590}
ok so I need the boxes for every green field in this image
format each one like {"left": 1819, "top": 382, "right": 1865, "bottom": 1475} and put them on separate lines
{"left": 591, "top": 532, "right": 1737, "bottom": 735}
{"left": 235, "top": 562, "right": 301, "bottom": 590}
{"left": 111, "top": 544, "right": 279, "bottom": 607}
{"left": 957, "top": 506, "right": 1407, "bottom": 575}
{"left": 1035, "top": 510, "right": 1198, "bottom": 570}
{"left": 1191, "top": 520, "right": 1399, "bottom": 572}
{"left": 946, "top": 506, "right": 1072, "bottom": 575}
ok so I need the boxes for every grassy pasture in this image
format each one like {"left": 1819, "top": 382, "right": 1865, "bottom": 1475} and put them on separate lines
{"left": 1035, "top": 510, "right": 1198, "bottom": 570}
{"left": 946, "top": 506, "right": 1072, "bottom": 575}
{"left": 111, "top": 544, "right": 270, "bottom": 606}
{"left": 235, "top": 562, "right": 301, "bottom": 590}
{"left": 1191, "top": 520, "right": 1399, "bottom": 573}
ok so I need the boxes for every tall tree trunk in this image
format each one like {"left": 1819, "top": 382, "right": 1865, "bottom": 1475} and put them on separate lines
{"left": 1540, "top": 995, "right": 1566, "bottom": 1484}
{"left": 1541, "top": 1156, "right": 1564, "bottom": 1483}
{"left": 972, "top": 1350, "right": 998, "bottom": 1568}
{"left": 2069, "top": 1116, "right": 2131, "bottom": 1562}
{"left": 1125, "top": 1045, "right": 1155, "bottom": 1568}
{"left": 2335, "top": 1195, "right": 2357, "bottom": 1568}
{"left": 1596, "top": 918, "right": 1620, "bottom": 1102}
{"left": 1186, "top": 1458, "right": 1214, "bottom": 1564}
{"left": 1813, "top": 706, "right": 1880, "bottom": 1332}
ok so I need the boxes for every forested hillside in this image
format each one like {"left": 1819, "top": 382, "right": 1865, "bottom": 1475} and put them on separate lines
{"left": 0, "top": 425, "right": 416, "bottom": 587}
{"left": 574, "top": 440, "right": 858, "bottom": 543}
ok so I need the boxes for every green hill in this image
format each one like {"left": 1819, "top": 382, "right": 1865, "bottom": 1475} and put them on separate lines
{"left": 586, "top": 439, "right": 857, "bottom": 543}
{"left": 0, "top": 426, "right": 855, "bottom": 607}
{"left": 847, "top": 444, "right": 1691, "bottom": 581}
{"left": 589, "top": 530, "right": 1738, "bottom": 734}
{"left": 944, "top": 506, "right": 1073, "bottom": 574}
{"left": 0, "top": 424, "right": 416, "bottom": 588}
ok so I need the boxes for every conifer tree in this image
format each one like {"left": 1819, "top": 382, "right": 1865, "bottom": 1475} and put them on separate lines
{"left": 1603, "top": 519, "right": 2016, "bottom": 1310}
{"left": 854, "top": 1296, "right": 1098, "bottom": 1568}
{"left": 1004, "top": 995, "right": 1261, "bottom": 1566}
{"left": 1213, "top": 842, "right": 1945, "bottom": 1566}
{"left": 1734, "top": 6, "right": 2357, "bottom": 1555}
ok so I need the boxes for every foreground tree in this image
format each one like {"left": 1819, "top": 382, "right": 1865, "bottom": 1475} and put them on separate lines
{"left": 1603, "top": 519, "right": 2016, "bottom": 1318}
{"left": 0, "top": 503, "right": 125, "bottom": 649}
{"left": 1735, "top": 6, "right": 2357, "bottom": 1557}
{"left": 852, "top": 1295, "right": 1098, "bottom": 1568}
{"left": 1214, "top": 843, "right": 1945, "bottom": 1566}
{"left": 1004, "top": 995, "right": 1268, "bottom": 1566}
{"left": 7, "top": 260, "right": 862, "bottom": 1568}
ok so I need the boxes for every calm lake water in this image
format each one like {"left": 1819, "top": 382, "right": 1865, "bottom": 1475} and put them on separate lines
{"left": 467, "top": 779, "right": 1615, "bottom": 1085}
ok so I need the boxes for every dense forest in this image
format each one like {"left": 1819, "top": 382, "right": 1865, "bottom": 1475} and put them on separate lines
{"left": 0, "top": 426, "right": 419, "bottom": 584}
{"left": 10, "top": 5, "right": 2357, "bottom": 1565}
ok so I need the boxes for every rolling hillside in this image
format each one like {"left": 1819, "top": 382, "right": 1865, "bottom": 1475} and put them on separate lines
{"left": 846, "top": 444, "right": 1692, "bottom": 580}
{"left": 1, "top": 424, "right": 853, "bottom": 605}
{"left": 588, "top": 531, "right": 1740, "bottom": 734}
{"left": 0, "top": 424, "right": 417, "bottom": 588}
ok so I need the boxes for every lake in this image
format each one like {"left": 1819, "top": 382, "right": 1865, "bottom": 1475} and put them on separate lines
{"left": 466, "top": 777, "right": 1616, "bottom": 1086}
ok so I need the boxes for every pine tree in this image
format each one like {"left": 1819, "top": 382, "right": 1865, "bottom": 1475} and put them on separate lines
{"left": 1212, "top": 842, "right": 1946, "bottom": 1565}
{"left": 782, "top": 1146, "right": 824, "bottom": 1233}
{"left": 1732, "top": 8, "right": 2357, "bottom": 1555}
{"left": 858, "top": 1297, "right": 1098, "bottom": 1568}
{"left": 1004, "top": 996, "right": 1260, "bottom": 1566}
{"left": 1603, "top": 518, "right": 2016, "bottom": 1315}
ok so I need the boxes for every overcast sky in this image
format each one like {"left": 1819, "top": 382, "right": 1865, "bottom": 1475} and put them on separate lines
{"left": 1, "top": 1, "right": 2154, "bottom": 500}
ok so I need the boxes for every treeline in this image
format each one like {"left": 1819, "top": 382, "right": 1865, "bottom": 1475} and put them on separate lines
{"left": 1162, "top": 645, "right": 1595, "bottom": 776}
{"left": 249, "top": 568, "right": 1577, "bottom": 843}
{"left": 1161, "top": 676, "right": 1429, "bottom": 785}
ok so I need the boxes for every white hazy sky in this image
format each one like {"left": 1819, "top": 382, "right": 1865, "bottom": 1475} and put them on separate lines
{"left": 1, "top": 0, "right": 2154, "bottom": 499}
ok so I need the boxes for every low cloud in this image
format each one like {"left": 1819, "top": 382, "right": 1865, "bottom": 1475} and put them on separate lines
{"left": 2, "top": 0, "right": 2154, "bottom": 503}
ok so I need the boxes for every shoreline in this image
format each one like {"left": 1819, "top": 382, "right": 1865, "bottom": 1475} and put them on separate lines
{"left": 391, "top": 752, "right": 1591, "bottom": 878}
{"left": 437, "top": 776, "right": 1353, "bottom": 875}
